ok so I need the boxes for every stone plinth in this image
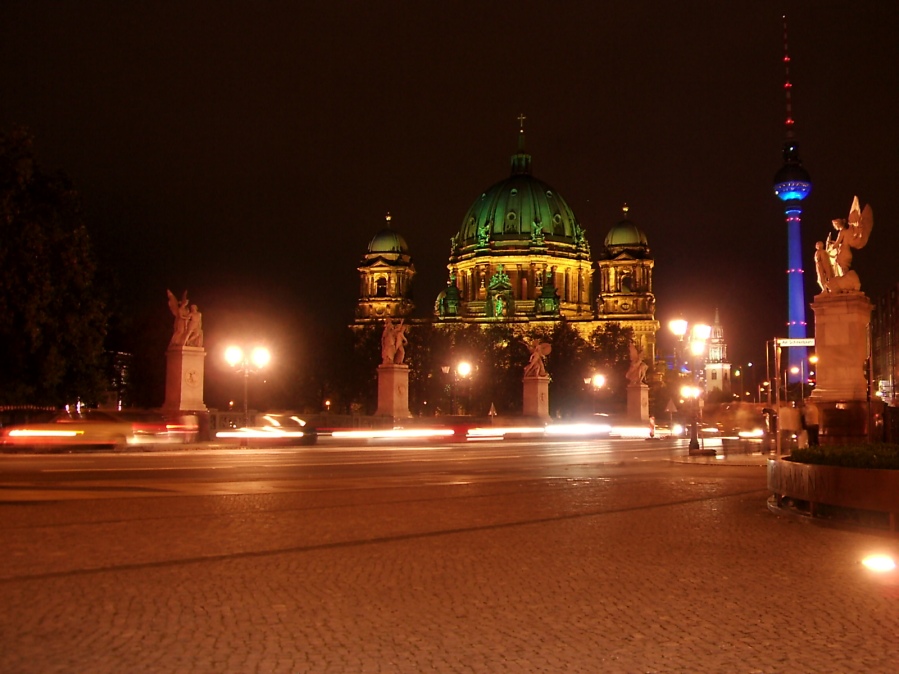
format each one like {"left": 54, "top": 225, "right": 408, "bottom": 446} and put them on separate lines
{"left": 163, "top": 346, "right": 207, "bottom": 412}
{"left": 523, "top": 375, "right": 550, "bottom": 419}
{"left": 810, "top": 292, "right": 872, "bottom": 402}
{"left": 376, "top": 364, "right": 412, "bottom": 418}
{"left": 627, "top": 384, "right": 649, "bottom": 422}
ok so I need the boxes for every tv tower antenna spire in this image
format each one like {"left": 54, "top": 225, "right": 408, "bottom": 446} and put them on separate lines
{"left": 782, "top": 15, "right": 795, "bottom": 138}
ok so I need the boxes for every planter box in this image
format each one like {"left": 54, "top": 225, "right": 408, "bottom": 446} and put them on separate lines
{"left": 767, "top": 458, "right": 899, "bottom": 531}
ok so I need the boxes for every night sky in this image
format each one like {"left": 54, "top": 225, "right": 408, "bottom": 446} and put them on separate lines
{"left": 2, "top": 1, "right": 897, "bottom": 386}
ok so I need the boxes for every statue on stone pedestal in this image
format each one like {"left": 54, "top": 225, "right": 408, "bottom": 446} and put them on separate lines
{"left": 524, "top": 340, "right": 551, "bottom": 377}
{"left": 626, "top": 340, "right": 648, "bottom": 386}
{"left": 166, "top": 289, "right": 202, "bottom": 347}
{"left": 380, "top": 318, "right": 408, "bottom": 365}
{"left": 183, "top": 304, "right": 203, "bottom": 347}
{"left": 815, "top": 196, "right": 873, "bottom": 295}
{"left": 167, "top": 289, "right": 189, "bottom": 346}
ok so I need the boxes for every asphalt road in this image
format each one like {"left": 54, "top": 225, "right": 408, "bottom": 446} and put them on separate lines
{"left": 2, "top": 437, "right": 898, "bottom": 673}
{"left": 0, "top": 436, "right": 695, "bottom": 501}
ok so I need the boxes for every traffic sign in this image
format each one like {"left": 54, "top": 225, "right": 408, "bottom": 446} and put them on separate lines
{"left": 776, "top": 338, "right": 815, "bottom": 347}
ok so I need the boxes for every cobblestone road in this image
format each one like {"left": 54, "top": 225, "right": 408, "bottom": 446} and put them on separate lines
{"left": 1, "top": 455, "right": 897, "bottom": 673}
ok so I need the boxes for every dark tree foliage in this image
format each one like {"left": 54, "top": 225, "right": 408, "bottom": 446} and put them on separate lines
{"left": 332, "top": 319, "right": 638, "bottom": 419}
{"left": 0, "top": 128, "right": 107, "bottom": 405}
{"left": 588, "top": 323, "right": 636, "bottom": 392}
{"left": 405, "top": 323, "right": 531, "bottom": 417}
{"left": 340, "top": 324, "right": 381, "bottom": 414}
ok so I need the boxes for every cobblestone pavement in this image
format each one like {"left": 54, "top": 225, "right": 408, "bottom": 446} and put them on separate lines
{"left": 1, "top": 455, "right": 898, "bottom": 673}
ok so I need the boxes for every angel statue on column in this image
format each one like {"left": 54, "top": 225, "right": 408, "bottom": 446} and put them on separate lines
{"left": 815, "top": 196, "right": 873, "bottom": 295}
{"left": 524, "top": 340, "right": 552, "bottom": 377}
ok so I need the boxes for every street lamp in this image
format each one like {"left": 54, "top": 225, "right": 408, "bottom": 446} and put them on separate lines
{"left": 224, "top": 345, "right": 271, "bottom": 427}
{"left": 808, "top": 354, "right": 818, "bottom": 393}
{"left": 759, "top": 380, "right": 771, "bottom": 405}
{"left": 680, "top": 384, "right": 702, "bottom": 450}
{"left": 583, "top": 373, "right": 606, "bottom": 413}
{"left": 669, "top": 320, "right": 711, "bottom": 454}
{"left": 442, "top": 361, "right": 473, "bottom": 415}
{"left": 733, "top": 363, "right": 753, "bottom": 401}
{"left": 668, "top": 319, "right": 688, "bottom": 374}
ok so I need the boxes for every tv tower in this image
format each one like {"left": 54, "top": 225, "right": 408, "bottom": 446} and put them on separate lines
{"left": 773, "top": 15, "right": 811, "bottom": 383}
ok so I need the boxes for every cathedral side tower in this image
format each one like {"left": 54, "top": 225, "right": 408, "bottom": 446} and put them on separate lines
{"left": 355, "top": 213, "right": 415, "bottom": 323}
{"left": 596, "top": 204, "right": 659, "bottom": 364}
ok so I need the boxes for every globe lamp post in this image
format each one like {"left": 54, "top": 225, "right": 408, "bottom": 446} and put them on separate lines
{"left": 442, "top": 361, "right": 473, "bottom": 415}
{"left": 583, "top": 373, "right": 606, "bottom": 413}
{"left": 680, "top": 385, "right": 702, "bottom": 451}
{"left": 670, "top": 320, "right": 711, "bottom": 454}
{"left": 224, "top": 345, "right": 271, "bottom": 427}
{"left": 668, "top": 319, "right": 688, "bottom": 375}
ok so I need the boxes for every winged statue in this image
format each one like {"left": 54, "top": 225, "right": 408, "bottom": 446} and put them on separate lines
{"left": 815, "top": 196, "right": 873, "bottom": 295}
{"left": 167, "top": 289, "right": 190, "bottom": 346}
{"left": 524, "top": 340, "right": 552, "bottom": 377}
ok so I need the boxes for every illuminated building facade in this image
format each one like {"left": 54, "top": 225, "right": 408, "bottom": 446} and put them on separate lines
{"left": 355, "top": 123, "right": 660, "bottom": 364}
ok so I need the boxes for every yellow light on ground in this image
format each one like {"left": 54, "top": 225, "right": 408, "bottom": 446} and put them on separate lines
{"left": 862, "top": 555, "right": 896, "bottom": 573}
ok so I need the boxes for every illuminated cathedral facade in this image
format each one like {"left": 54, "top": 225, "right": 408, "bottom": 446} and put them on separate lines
{"left": 354, "top": 125, "right": 660, "bottom": 365}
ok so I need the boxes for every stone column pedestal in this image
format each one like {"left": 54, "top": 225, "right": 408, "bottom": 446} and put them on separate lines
{"left": 376, "top": 364, "right": 412, "bottom": 418}
{"left": 163, "top": 346, "right": 207, "bottom": 412}
{"left": 810, "top": 291, "right": 872, "bottom": 402}
{"left": 523, "top": 375, "right": 550, "bottom": 419}
{"left": 627, "top": 384, "right": 650, "bottom": 422}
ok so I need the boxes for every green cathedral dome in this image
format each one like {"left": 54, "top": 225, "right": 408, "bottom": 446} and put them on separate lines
{"left": 452, "top": 136, "right": 586, "bottom": 252}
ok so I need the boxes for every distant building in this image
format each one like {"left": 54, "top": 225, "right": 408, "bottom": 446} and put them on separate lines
{"left": 871, "top": 284, "right": 899, "bottom": 405}
{"left": 703, "top": 309, "right": 732, "bottom": 395}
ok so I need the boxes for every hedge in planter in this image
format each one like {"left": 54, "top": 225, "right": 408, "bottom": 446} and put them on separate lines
{"left": 789, "top": 444, "right": 899, "bottom": 470}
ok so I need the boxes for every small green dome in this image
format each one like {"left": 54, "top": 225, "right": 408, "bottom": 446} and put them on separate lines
{"left": 604, "top": 205, "right": 648, "bottom": 248}
{"left": 367, "top": 214, "right": 408, "bottom": 254}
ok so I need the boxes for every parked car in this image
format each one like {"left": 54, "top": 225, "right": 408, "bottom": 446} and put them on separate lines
{"left": 0, "top": 409, "right": 174, "bottom": 450}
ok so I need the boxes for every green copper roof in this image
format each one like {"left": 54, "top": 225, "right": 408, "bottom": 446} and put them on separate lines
{"left": 367, "top": 213, "right": 409, "bottom": 254}
{"left": 603, "top": 205, "right": 648, "bottom": 248}
{"left": 368, "top": 228, "right": 408, "bottom": 254}
{"left": 455, "top": 151, "right": 582, "bottom": 248}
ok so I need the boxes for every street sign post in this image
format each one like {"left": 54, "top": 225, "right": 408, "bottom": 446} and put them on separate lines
{"left": 776, "top": 338, "right": 816, "bottom": 347}
{"left": 772, "top": 337, "right": 815, "bottom": 456}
